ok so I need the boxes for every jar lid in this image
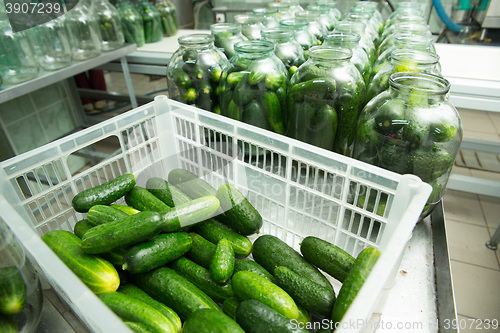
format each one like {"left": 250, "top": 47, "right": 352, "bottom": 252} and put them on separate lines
{"left": 390, "top": 72, "right": 450, "bottom": 95}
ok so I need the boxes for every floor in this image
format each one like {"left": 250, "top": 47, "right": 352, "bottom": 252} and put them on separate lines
{"left": 96, "top": 72, "right": 500, "bottom": 331}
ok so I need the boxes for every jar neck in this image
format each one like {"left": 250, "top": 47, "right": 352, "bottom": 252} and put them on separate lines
{"left": 308, "top": 46, "right": 352, "bottom": 65}
{"left": 279, "top": 18, "right": 308, "bottom": 31}
{"left": 179, "top": 34, "right": 215, "bottom": 50}
{"left": 389, "top": 72, "right": 450, "bottom": 98}
{"left": 323, "top": 32, "right": 361, "bottom": 49}
{"left": 234, "top": 14, "right": 261, "bottom": 26}
{"left": 210, "top": 23, "right": 242, "bottom": 35}
{"left": 391, "top": 49, "right": 440, "bottom": 71}
{"left": 334, "top": 21, "right": 366, "bottom": 35}
{"left": 234, "top": 40, "right": 274, "bottom": 59}
{"left": 261, "top": 28, "right": 294, "bottom": 43}
{"left": 393, "top": 33, "right": 434, "bottom": 51}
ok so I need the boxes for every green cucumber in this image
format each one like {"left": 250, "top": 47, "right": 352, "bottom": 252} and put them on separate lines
{"left": 170, "top": 257, "right": 234, "bottom": 303}
{"left": 87, "top": 205, "right": 130, "bottom": 226}
{"left": 0, "top": 316, "right": 17, "bottom": 333}
{"left": 118, "top": 283, "right": 182, "bottom": 332}
{"left": 274, "top": 266, "right": 335, "bottom": 317}
{"left": 235, "top": 299, "right": 309, "bottom": 333}
{"left": 289, "top": 79, "right": 336, "bottom": 103}
{"left": 252, "top": 235, "right": 333, "bottom": 293}
{"left": 111, "top": 204, "right": 141, "bottom": 215}
{"left": 72, "top": 173, "right": 136, "bottom": 213}
{"left": 133, "top": 267, "right": 221, "bottom": 321}
{"left": 296, "top": 305, "right": 311, "bottom": 326}
{"left": 159, "top": 196, "right": 221, "bottom": 232}
{"left": 146, "top": 177, "right": 192, "bottom": 207}
{"left": 98, "top": 291, "right": 177, "bottom": 333}
{"left": 185, "top": 233, "right": 216, "bottom": 269}
{"left": 261, "top": 91, "right": 285, "bottom": 134}
{"left": 0, "top": 267, "right": 26, "bottom": 315}
{"left": 300, "top": 236, "right": 354, "bottom": 283}
{"left": 125, "top": 186, "right": 172, "bottom": 212}
{"left": 192, "top": 219, "right": 252, "bottom": 257}
{"left": 167, "top": 169, "right": 217, "bottom": 199}
{"left": 233, "top": 259, "right": 275, "bottom": 283}
{"left": 41, "top": 230, "right": 120, "bottom": 294}
{"left": 122, "top": 232, "right": 192, "bottom": 273}
{"left": 124, "top": 321, "right": 153, "bottom": 333}
{"left": 331, "top": 247, "right": 381, "bottom": 324}
{"left": 231, "top": 270, "right": 299, "bottom": 320}
{"left": 80, "top": 211, "right": 163, "bottom": 254}
{"left": 182, "top": 308, "right": 244, "bottom": 333}
{"left": 216, "top": 184, "right": 263, "bottom": 236}
{"left": 73, "top": 219, "right": 94, "bottom": 238}
{"left": 223, "top": 297, "right": 241, "bottom": 319}
{"left": 209, "top": 238, "right": 235, "bottom": 284}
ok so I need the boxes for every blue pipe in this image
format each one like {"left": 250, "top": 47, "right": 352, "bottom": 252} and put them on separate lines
{"left": 432, "top": 0, "right": 463, "bottom": 33}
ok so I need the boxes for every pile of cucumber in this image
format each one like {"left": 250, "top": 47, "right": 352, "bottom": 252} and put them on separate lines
{"left": 40, "top": 169, "right": 381, "bottom": 333}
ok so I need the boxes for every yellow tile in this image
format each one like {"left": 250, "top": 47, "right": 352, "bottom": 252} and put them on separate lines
{"left": 479, "top": 195, "right": 500, "bottom": 231}
{"left": 446, "top": 219, "right": 499, "bottom": 270}
{"left": 450, "top": 260, "right": 500, "bottom": 320}
{"left": 442, "top": 190, "right": 486, "bottom": 227}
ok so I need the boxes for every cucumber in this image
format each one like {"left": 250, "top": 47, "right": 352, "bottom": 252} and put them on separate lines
{"left": 0, "top": 267, "right": 26, "bottom": 315}
{"left": 41, "top": 230, "right": 120, "bottom": 294}
{"left": 331, "top": 247, "right": 381, "bottom": 324}
{"left": 182, "top": 308, "right": 244, "bottom": 333}
{"left": 80, "top": 211, "right": 163, "bottom": 254}
{"left": 300, "top": 236, "right": 355, "bottom": 283}
{"left": 72, "top": 173, "right": 136, "bottom": 213}
{"left": 216, "top": 184, "right": 263, "bottom": 236}
{"left": 209, "top": 238, "right": 235, "bottom": 284}
{"left": 159, "top": 196, "right": 221, "bottom": 232}
{"left": 192, "top": 219, "right": 252, "bottom": 257}
{"left": 274, "top": 266, "right": 335, "bottom": 317}
{"left": 98, "top": 291, "right": 177, "bottom": 333}
{"left": 125, "top": 321, "right": 154, "bottom": 333}
{"left": 185, "top": 233, "right": 216, "bottom": 269}
{"left": 118, "top": 283, "right": 182, "bottom": 332}
{"left": 122, "top": 232, "right": 192, "bottom": 273}
{"left": 73, "top": 219, "right": 94, "bottom": 238}
{"left": 261, "top": 91, "right": 285, "bottom": 135}
{"left": 0, "top": 316, "right": 17, "bottom": 333}
{"left": 223, "top": 297, "right": 241, "bottom": 319}
{"left": 252, "top": 235, "right": 334, "bottom": 293}
{"left": 73, "top": 219, "right": 126, "bottom": 266}
{"left": 235, "top": 299, "right": 309, "bottom": 333}
{"left": 133, "top": 267, "right": 221, "bottom": 321}
{"left": 231, "top": 270, "right": 299, "bottom": 320}
{"left": 233, "top": 259, "right": 275, "bottom": 283}
{"left": 111, "top": 204, "right": 141, "bottom": 215}
{"left": 170, "top": 257, "right": 234, "bottom": 303}
{"left": 167, "top": 169, "right": 217, "bottom": 199}
{"left": 87, "top": 205, "right": 130, "bottom": 226}
{"left": 125, "top": 186, "right": 172, "bottom": 212}
{"left": 296, "top": 305, "right": 312, "bottom": 326}
{"left": 146, "top": 177, "right": 192, "bottom": 207}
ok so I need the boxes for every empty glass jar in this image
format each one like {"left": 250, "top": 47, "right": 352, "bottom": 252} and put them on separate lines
{"left": 354, "top": 72, "right": 462, "bottom": 218}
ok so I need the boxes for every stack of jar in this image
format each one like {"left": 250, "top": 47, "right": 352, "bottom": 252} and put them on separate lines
{"left": 166, "top": 1, "right": 462, "bottom": 218}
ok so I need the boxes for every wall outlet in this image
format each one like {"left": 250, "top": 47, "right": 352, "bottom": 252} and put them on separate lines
{"left": 215, "top": 12, "right": 226, "bottom": 23}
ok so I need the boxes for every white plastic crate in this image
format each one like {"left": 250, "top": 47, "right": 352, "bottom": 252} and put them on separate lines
{"left": 0, "top": 96, "right": 431, "bottom": 333}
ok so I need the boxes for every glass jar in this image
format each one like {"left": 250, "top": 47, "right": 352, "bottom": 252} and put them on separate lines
{"left": 261, "top": 27, "right": 306, "bottom": 77}
{"left": 294, "top": 10, "right": 328, "bottom": 44}
{"left": 353, "top": 1, "right": 384, "bottom": 34}
{"left": 287, "top": 46, "right": 366, "bottom": 156}
{"left": 377, "top": 22, "right": 432, "bottom": 59}
{"left": 344, "top": 11, "right": 379, "bottom": 47}
{"left": 210, "top": 22, "right": 248, "bottom": 59}
{"left": 373, "top": 33, "right": 436, "bottom": 76}
{"left": 93, "top": 0, "right": 125, "bottom": 51}
{"left": 136, "top": 0, "right": 163, "bottom": 43}
{"left": 234, "top": 14, "right": 263, "bottom": 40}
{"left": 252, "top": 8, "right": 279, "bottom": 28}
{"left": 306, "top": 5, "right": 336, "bottom": 32}
{"left": 316, "top": 1, "right": 342, "bottom": 21}
{"left": 166, "top": 34, "right": 228, "bottom": 113}
{"left": 334, "top": 21, "right": 376, "bottom": 65}
{"left": 155, "top": 0, "right": 178, "bottom": 37}
{"left": 26, "top": 17, "right": 72, "bottom": 71}
{"left": 353, "top": 72, "right": 463, "bottom": 218}
{"left": 385, "top": 7, "right": 426, "bottom": 30}
{"left": 64, "top": 0, "right": 102, "bottom": 61}
{"left": 116, "top": 0, "right": 145, "bottom": 47}
{"left": 0, "top": 221, "right": 43, "bottom": 333}
{"left": 323, "top": 31, "right": 371, "bottom": 86}
{"left": 268, "top": 2, "right": 294, "bottom": 21}
{"left": 367, "top": 49, "right": 441, "bottom": 102}
{"left": 386, "top": 1, "right": 424, "bottom": 25}
{"left": 219, "top": 40, "right": 288, "bottom": 134}
{"left": 279, "top": 18, "right": 319, "bottom": 59}
{"left": 0, "top": 19, "right": 39, "bottom": 84}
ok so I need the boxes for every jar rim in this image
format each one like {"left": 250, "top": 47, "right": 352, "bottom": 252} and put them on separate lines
{"left": 261, "top": 27, "right": 294, "bottom": 40}
{"left": 253, "top": 7, "right": 278, "bottom": 15}
{"left": 324, "top": 31, "right": 361, "bottom": 44}
{"left": 390, "top": 72, "right": 450, "bottom": 94}
{"left": 391, "top": 49, "right": 440, "bottom": 65}
{"left": 234, "top": 40, "right": 275, "bottom": 54}
{"left": 178, "top": 33, "right": 214, "bottom": 46}
{"left": 309, "top": 46, "right": 353, "bottom": 61}
{"left": 334, "top": 21, "right": 366, "bottom": 33}
{"left": 234, "top": 14, "right": 261, "bottom": 24}
{"left": 279, "top": 18, "right": 309, "bottom": 28}
{"left": 393, "top": 32, "right": 434, "bottom": 45}
{"left": 210, "top": 22, "right": 242, "bottom": 33}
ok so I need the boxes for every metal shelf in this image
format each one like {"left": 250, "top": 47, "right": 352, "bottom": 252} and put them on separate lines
{"left": 0, "top": 44, "right": 137, "bottom": 105}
